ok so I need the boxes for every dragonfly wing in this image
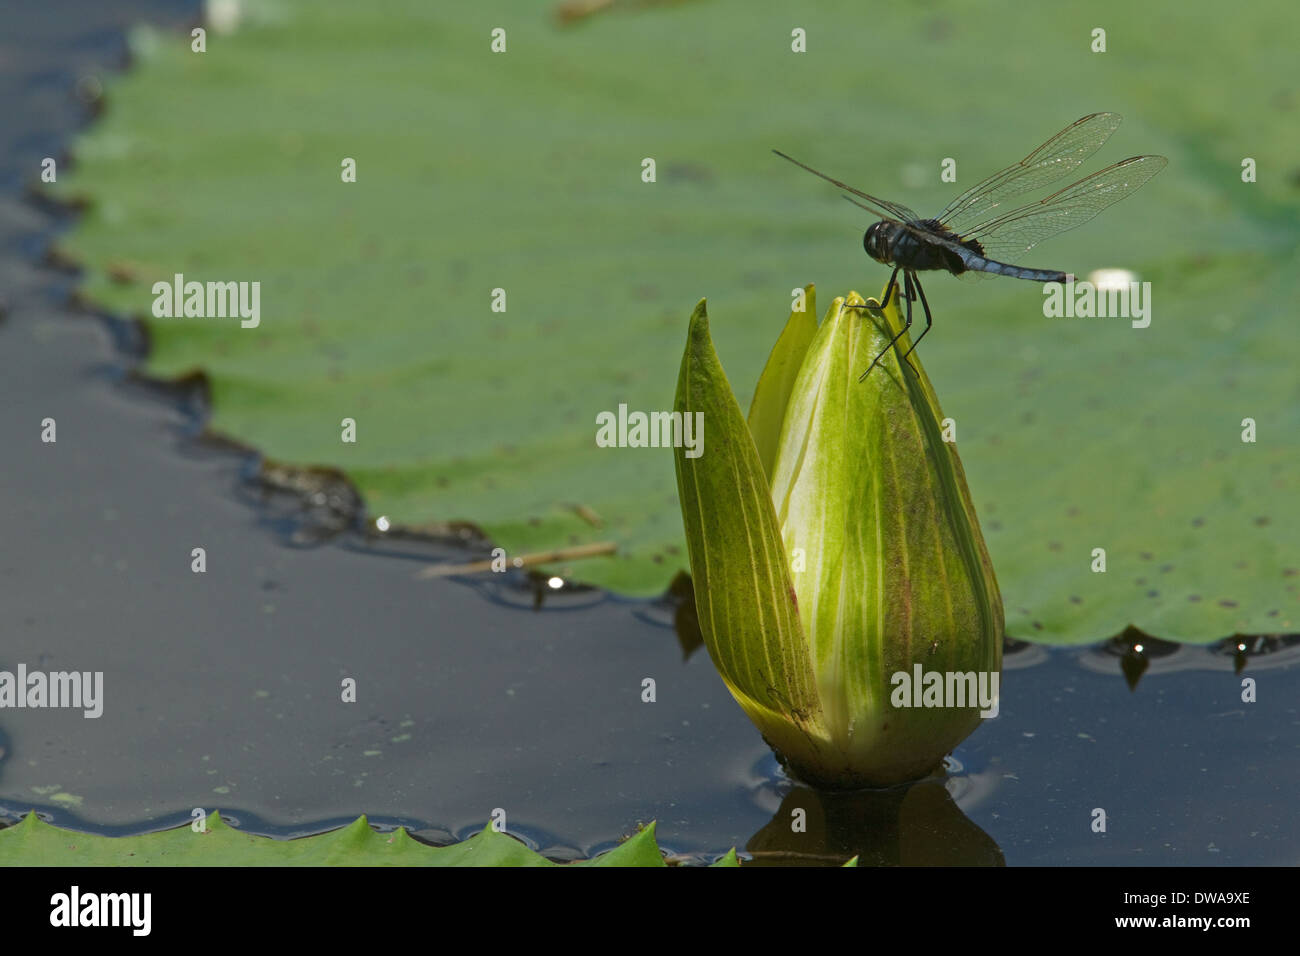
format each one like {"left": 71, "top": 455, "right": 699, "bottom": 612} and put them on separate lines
{"left": 956, "top": 155, "right": 1168, "bottom": 264}
{"left": 937, "top": 113, "right": 1123, "bottom": 233}
{"left": 772, "top": 149, "right": 921, "bottom": 222}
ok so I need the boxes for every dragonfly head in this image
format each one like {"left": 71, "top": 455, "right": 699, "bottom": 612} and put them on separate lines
{"left": 863, "top": 221, "right": 892, "bottom": 264}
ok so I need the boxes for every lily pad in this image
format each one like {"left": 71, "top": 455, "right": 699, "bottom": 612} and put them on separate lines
{"left": 51, "top": 0, "right": 1299, "bottom": 637}
{"left": 0, "top": 811, "right": 738, "bottom": 866}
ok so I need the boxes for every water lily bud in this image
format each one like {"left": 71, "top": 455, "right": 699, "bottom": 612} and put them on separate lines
{"left": 768, "top": 291, "right": 1003, "bottom": 787}
{"left": 674, "top": 287, "right": 1003, "bottom": 790}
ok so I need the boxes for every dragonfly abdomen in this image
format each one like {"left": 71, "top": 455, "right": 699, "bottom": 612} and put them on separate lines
{"left": 960, "top": 254, "right": 1068, "bottom": 282}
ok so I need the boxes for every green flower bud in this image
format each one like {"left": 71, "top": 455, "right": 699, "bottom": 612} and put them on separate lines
{"left": 673, "top": 285, "right": 1003, "bottom": 789}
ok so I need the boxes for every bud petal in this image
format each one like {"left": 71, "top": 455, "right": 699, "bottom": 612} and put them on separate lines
{"left": 672, "top": 299, "right": 833, "bottom": 766}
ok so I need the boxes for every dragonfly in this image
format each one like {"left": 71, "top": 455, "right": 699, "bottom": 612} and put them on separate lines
{"left": 774, "top": 113, "right": 1167, "bottom": 379}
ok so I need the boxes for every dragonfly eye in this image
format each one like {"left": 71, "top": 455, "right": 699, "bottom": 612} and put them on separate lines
{"left": 863, "top": 222, "right": 886, "bottom": 261}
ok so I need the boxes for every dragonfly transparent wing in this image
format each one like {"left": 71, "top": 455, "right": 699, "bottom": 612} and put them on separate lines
{"left": 772, "top": 149, "right": 921, "bottom": 223}
{"left": 937, "top": 113, "right": 1123, "bottom": 234}
{"left": 956, "top": 154, "right": 1168, "bottom": 265}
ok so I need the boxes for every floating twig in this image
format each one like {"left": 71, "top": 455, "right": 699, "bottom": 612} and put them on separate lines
{"left": 572, "top": 503, "right": 604, "bottom": 528}
{"left": 415, "top": 541, "right": 617, "bottom": 578}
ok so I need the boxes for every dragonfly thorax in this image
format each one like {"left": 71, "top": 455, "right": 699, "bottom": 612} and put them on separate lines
{"left": 864, "top": 219, "right": 979, "bottom": 275}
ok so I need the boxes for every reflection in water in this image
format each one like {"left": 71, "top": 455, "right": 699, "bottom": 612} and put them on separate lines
{"left": 746, "top": 777, "right": 1004, "bottom": 866}
{"left": 628, "top": 571, "right": 707, "bottom": 660}
{"left": 665, "top": 572, "right": 704, "bottom": 660}
{"left": 1221, "top": 634, "right": 1300, "bottom": 673}
{"left": 1081, "top": 628, "right": 1300, "bottom": 689}
{"left": 467, "top": 569, "right": 608, "bottom": 611}
{"left": 246, "top": 459, "right": 364, "bottom": 545}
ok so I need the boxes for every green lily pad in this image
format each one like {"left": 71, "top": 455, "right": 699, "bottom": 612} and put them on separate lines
{"left": 51, "top": 0, "right": 1299, "bottom": 638}
{"left": 0, "top": 811, "right": 744, "bottom": 866}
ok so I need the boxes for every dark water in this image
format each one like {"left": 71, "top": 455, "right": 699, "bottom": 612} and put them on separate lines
{"left": 1, "top": 1, "right": 1297, "bottom": 865}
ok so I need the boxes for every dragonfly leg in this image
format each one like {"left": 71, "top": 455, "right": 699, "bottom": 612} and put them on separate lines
{"left": 880, "top": 266, "right": 900, "bottom": 309}
{"left": 844, "top": 266, "right": 899, "bottom": 313}
{"left": 898, "top": 274, "right": 933, "bottom": 375}
{"left": 859, "top": 270, "right": 913, "bottom": 382}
